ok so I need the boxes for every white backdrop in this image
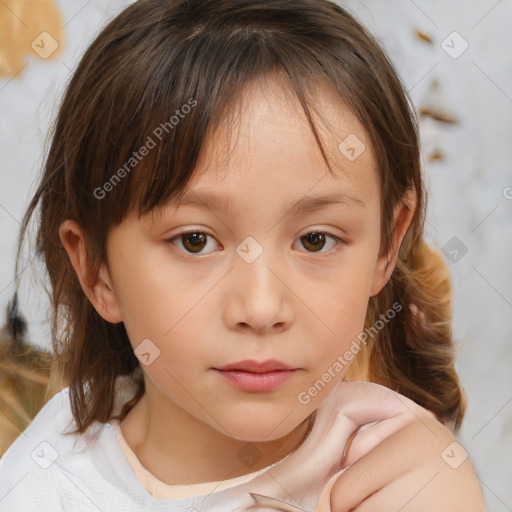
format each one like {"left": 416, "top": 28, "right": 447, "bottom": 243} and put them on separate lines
{"left": 0, "top": 1, "right": 510, "bottom": 510}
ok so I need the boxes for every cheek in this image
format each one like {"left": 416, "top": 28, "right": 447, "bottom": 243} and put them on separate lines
{"left": 110, "top": 244, "right": 212, "bottom": 354}
{"left": 300, "top": 251, "right": 375, "bottom": 357}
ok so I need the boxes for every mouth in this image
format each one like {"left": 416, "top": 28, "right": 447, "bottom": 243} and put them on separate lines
{"left": 212, "top": 360, "right": 299, "bottom": 392}
{"left": 213, "top": 359, "right": 296, "bottom": 372}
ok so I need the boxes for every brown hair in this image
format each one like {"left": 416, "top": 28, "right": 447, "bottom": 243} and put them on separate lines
{"left": 12, "top": 0, "right": 466, "bottom": 437}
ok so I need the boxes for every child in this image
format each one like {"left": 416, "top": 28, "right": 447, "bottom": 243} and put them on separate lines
{"left": 0, "top": 0, "right": 485, "bottom": 510}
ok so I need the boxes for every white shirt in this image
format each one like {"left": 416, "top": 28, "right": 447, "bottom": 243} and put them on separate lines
{"left": 0, "top": 374, "right": 356, "bottom": 511}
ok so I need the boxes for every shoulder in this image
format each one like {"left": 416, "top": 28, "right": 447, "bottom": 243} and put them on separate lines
{"left": 0, "top": 388, "right": 70, "bottom": 511}
{"left": 0, "top": 385, "right": 74, "bottom": 464}
{"left": 0, "top": 386, "right": 85, "bottom": 510}
{"left": 0, "top": 376, "right": 149, "bottom": 511}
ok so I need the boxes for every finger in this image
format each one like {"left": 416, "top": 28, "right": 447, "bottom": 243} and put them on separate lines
{"left": 341, "top": 409, "right": 442, "bottom": 468}
{"left": 330, "top": 419, "right": 438, "bottom": 512}
{"left": 332, "top": 380, "right": 437, "bottom": 428}
{"left": 319, "top": 381, "right": 437, "bottom": 467}
{"left": 340, "top": 417, "right": 405, "bottom": 468}
{"left": 302, "top": 381, "right": 438, "bottom": 472}
{"left": 241, "top": 382, "right": 441, "bottom": 506}
{"left": 250, "top": 382, "right": 421, "bottom": 496}
{"left": 297, "top": 382, "right": 409, "bottom": 455}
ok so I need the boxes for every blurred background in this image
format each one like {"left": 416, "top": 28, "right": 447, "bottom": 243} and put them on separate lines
{"left": 0, "top": 0, "right": 510, "bottom": 510}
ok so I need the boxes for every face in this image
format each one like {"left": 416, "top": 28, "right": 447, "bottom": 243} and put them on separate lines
{"left": 68, "top": 75, "right": 399, "bottom": 443}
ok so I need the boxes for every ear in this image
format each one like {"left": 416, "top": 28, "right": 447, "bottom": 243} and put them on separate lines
{"left": 58, "top": 219, "right": 122, "bottom": 323}
{"left": 369, "top": 189, "right": 417, "bottom": 297}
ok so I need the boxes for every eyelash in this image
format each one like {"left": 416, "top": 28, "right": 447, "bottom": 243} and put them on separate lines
{"left": 166, "top": 229, "right": 348, "bottom": 258}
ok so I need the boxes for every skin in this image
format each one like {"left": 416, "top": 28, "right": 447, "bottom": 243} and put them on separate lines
{"left": 59, "top": 74, "right": 484, "bottom": 510}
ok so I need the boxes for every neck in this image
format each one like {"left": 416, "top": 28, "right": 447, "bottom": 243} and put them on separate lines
{"left": 119, "top": 379, "right": 313, "bottom": 485}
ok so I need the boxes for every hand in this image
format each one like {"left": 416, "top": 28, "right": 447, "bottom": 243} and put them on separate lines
{"left": 329, "top": 381, "right": 485, "bottom": 512}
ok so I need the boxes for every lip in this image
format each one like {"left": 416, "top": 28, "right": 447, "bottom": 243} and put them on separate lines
{"left": 212, "top": 359, "right": 299, "bottom": 393}
{"left": 213, "top": 369, "right": 297, "bottom": 392}
{"left": 214, "top": 359, "right": 295, "bottom": 372}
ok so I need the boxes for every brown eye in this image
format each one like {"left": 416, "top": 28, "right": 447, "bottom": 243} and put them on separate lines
{"left": 297, "top": 231, "right": 344, "bottom": 255}
{"left": 300, "top": 232, "right": 326, "bottom": 252}
{"left": 168, "top": 230, "right": 219, "bottom": 255}
{"left": 181, "top": 232, "right": 207, "bottom": 253}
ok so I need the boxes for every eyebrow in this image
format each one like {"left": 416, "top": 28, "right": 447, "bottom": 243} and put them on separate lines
{"left": 171, "top": 189, "right": 366, "bottom": 215}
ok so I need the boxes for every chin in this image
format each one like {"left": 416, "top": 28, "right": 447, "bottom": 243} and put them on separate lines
{"left": 215, "top": 407, "right": 308, "bottom": 443}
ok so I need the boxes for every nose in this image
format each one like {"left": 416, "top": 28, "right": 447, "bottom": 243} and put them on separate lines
{"left": 223, "top": 244, "right": 293, "bottom": 335}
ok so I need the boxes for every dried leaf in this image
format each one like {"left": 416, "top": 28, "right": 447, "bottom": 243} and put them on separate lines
{"left": 415, "top": 28, "right": 433, "bottom": 44}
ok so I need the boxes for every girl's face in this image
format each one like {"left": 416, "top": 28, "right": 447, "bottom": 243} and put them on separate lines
{"left": 81, "top": 76, "right": 410, "bottom": 442}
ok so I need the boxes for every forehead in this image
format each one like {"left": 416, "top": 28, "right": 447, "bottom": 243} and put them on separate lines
{"left": 165, "top": 74, "right": 380, "bottom": 214}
